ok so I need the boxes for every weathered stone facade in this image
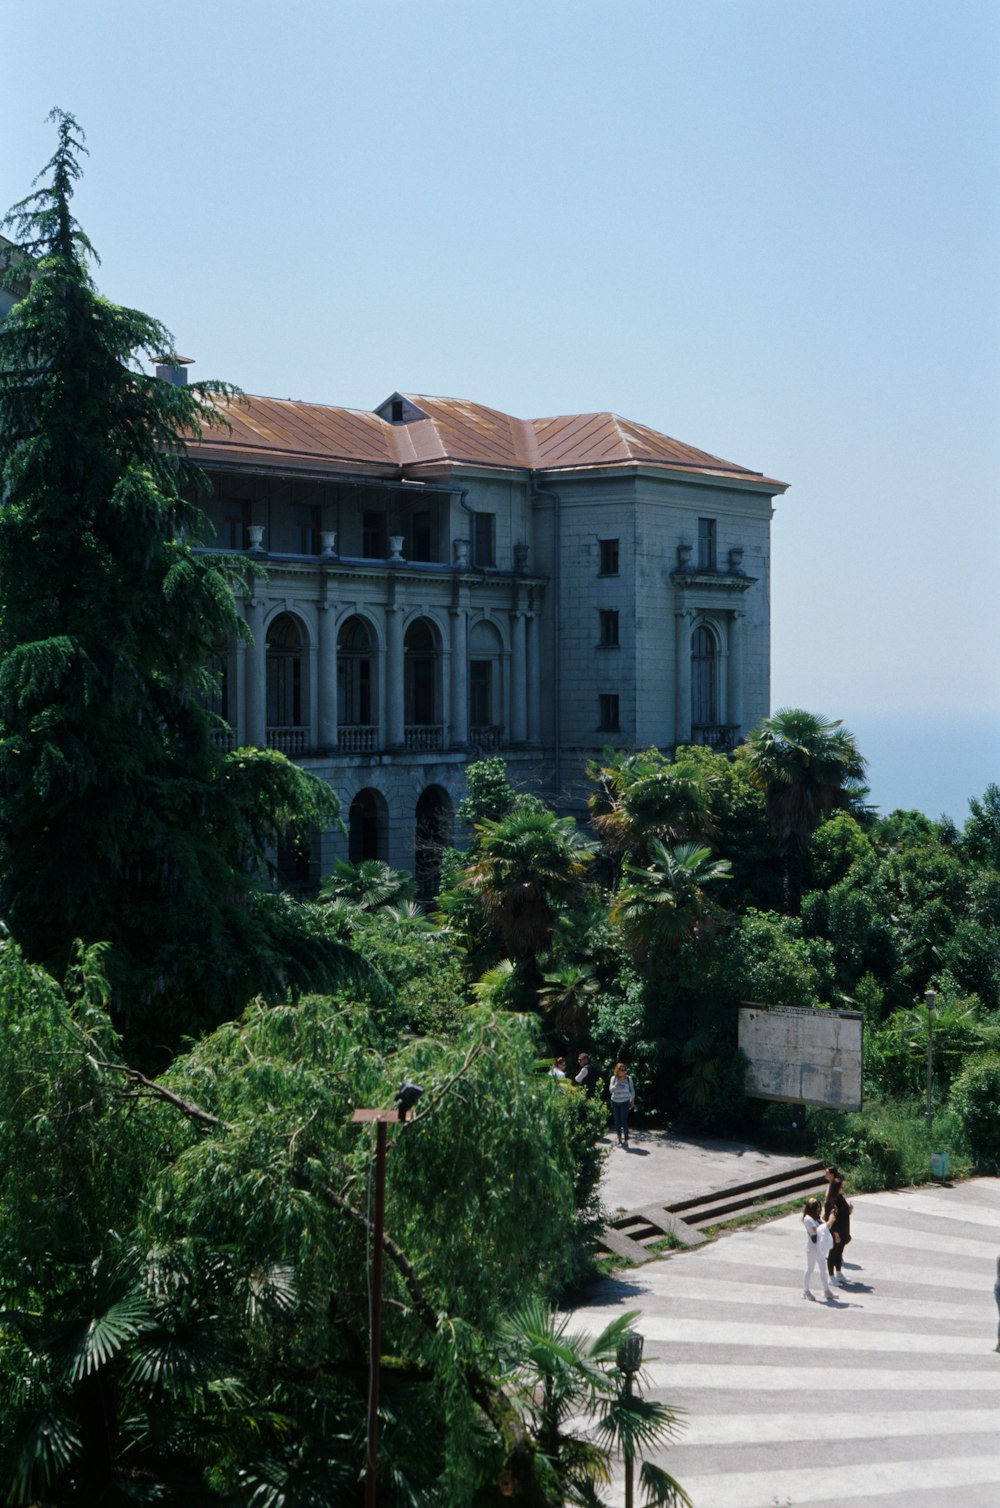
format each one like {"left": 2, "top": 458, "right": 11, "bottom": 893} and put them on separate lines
{"left": 189, "top": 390, "right": 787, "bottom": 884}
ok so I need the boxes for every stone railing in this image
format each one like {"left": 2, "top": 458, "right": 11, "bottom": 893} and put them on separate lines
{"left": 266, "top": 725, "right": 308, "bottom": 756}
{"left": 210, "top": 727, "right": 236, "bottom": 752}
{"left": 337, "top": 725, "right": 379, "bottom": 755}
{"left": 469, "top": 725, "right": 503, "bottom": 752}
{"left": 691, "top": 724, "right": 740, "bottom": 752}
{"left": 404, "top": 725, "right": 444, "bottom": 753}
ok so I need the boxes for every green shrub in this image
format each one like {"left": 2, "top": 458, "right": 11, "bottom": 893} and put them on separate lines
{"left": 821, "top": 1118, "right": 906, "bottom": 1191}
{"left": 950, "top": 1054, "right": 1000, "bottom": 1172}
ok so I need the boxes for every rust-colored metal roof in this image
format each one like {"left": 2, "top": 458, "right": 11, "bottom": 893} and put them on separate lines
{"left": 189, "top": 390, "right": 786, "bottom": 490}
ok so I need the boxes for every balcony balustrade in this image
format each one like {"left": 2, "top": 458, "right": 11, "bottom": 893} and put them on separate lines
{"left": 266, "top": 725, "right": 309, "bottom": 756}
{"left": 210, "top": 727, "right": 236, "bottom": 753}
{"left": 337, "top": 725, "right": 379, "bottom": 755}
{"left": 469, "top": 725, "right": 503, "bottom": 753}
{"left": 404, "top": 725, "right": 444, "bottom": 753}
{"left": 691, "top": 724, "right": 740, "bottom": 752}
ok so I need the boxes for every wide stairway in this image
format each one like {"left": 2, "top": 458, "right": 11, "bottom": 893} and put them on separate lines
{"left": 598, "top": 1157, "right": 827, "bottom": 1263}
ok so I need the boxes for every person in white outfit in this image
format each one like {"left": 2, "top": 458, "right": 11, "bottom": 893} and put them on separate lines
{"left": 801, "top": 1197, "right": 835, "bottom": 1301}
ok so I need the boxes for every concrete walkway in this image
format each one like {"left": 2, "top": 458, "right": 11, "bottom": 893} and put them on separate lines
{"left": 574, "top": 1134, "right": 1000, "bottom": 1506}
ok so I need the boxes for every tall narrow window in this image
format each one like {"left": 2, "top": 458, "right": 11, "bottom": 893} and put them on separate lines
{"left": 469, "top": 661, "right": 492, "bottom": 726}
{"left": 598, "top": 694, "right": 620, "bottom": 732}
{"left": 598, "top": 609, "right": 620, "bottom": 647}
{"left": 599, "top": 538, "right": 619, "bottom": 576}
{"left": 338, "top": 617, "right": 374, "bottom": 727}
{"left": 266, "top": 615, "right": 304, "bottom": 728}
{"left": 223, "top": 498, "right": 250, "bottom": 550}
{"left": 405, "top": 619, "right": 438, "bottom": 726}
{"left": 698, "top": 518, "right": 717, "bottom": 571}
{"left": 294, "top": 503, "right": 321, "bottom": 555}
{"left": 411, "top": 510, "right": 433, "bottom": 562}
{"left": 473, "top": 512, "right": 496, "bottom": 567}
{"left": 362, "top": 510, "right": 387, "bottom": 559}
{"left": 691, "top": 624, "right": 719, "bottom": 728}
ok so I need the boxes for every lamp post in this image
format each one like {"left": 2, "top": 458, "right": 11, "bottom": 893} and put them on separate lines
{"left": 924, "top": 987, "right": 938, "bottom": 1130}
{"left": 350, "top": 1083, "right": 423, "bottom": 1508}
{"left": 616, "top": 1330, "right": 644, "bottom": 1508}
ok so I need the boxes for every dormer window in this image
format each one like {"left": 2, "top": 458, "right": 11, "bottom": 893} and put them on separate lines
{"left": 391, "top": 399, "right": 405, "bottom": 422}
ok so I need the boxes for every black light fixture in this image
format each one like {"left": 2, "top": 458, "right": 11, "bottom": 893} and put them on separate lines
{"left": 617, "top": 1331, "right": 645, "bottom": 1508}
{"left": 616, "top": 1331, "right": 644, "bottom": 1375}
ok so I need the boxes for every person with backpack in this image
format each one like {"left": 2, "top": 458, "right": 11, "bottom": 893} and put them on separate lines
{"left": 608, "top": 1062, "right": 635, "bottom": 1147}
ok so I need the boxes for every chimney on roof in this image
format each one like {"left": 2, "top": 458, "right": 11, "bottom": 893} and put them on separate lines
{"left": 154, "top": 354, "right": 193, "bottom": 386}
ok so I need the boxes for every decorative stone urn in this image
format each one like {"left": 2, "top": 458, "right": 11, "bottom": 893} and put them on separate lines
{"left": 388, "top": 535, "right": 405, "bottom": 563}
{"left": 248, "top": 525, "right": 265, "bottom": 552}
{"left": 677, "top": 542, "right": 693, "bottom": 568}
{"left": 320, "top": 530, "right": 337, "bottom": 556}
{"left": 453, "top": 538, "right": 470, "bottom": 566}
{"left": 728, "top": 546, "right": 744, "bottom": 571}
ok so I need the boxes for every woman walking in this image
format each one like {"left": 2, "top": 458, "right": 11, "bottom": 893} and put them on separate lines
{"left": 608, "top": 1062, "right": 635, "bottom": 1147}
{"left": 823, "top": 1168, "right": 852, "bottom": 1287}
{"left": 802, "top": 1198, "right": 835, "bottom": 1301}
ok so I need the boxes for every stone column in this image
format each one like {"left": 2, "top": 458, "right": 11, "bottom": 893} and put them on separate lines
{"left": 307, "top": 641, "right": 319, "bottom": 751}
{"left": 234, "top": 637, "right": 247, "bottom": 746}
{"left": 727, "top": 609, "right": 745, "bottom": 734}
{"left": 510, "top": 607, "right": 527, "bottom": 745}
{"left": 674, "top": 608, "right": 692, "bottom": 745}
{"left": 386, "top": 600, "right": 405, "bottom": 749}
{"left": 449, "top": 605, "right": 468, "bottom": 748}
{"left": 245, "top": 594, "right": 267, "bottom": 748}
{"left": 318, "top": 599, "right": 338, "bottom": 751}
{"left": 526, "top": 609, "right": 540, "bottom": 745}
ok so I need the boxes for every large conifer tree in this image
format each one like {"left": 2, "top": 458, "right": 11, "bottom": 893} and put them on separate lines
{"left": 0, "top": 112, "right": 350, "bottom": 1054}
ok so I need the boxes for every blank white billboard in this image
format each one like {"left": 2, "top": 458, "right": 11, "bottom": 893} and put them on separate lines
{"left": 738, "top": 1005, "right": 864, "bottom": 1111}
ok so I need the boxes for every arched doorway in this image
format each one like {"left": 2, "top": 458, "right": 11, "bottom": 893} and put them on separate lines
{"left": 691, "top": 623, "right": 719, "bottom": 738}
{"left": 337, "top": 615, "right": 377, "bottom": 754}
{"left": 266, "top": 613, "right": 308, "bottom": 755}
{"left": 349, "top": 787, "right": 387, "bottom": 864}
{"left": 468, "top": 618, "right": 503, "bottom": 751}
{"left": 415, "top": 785, "right": 453, "bottom": 903}
{"left": 405, "top": 618, "right": 441, "bottom": 751}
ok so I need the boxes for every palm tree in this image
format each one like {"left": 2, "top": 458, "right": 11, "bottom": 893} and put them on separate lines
{"left": 497, "top": 1299, "right": 691, "bottom": 1506}
{"left": 457, "top": 808, "right": 597, "bottom": 958}
{"left": 747, "top": 708, "right": 867, "bottom": 915}
{"left": 588, "top": 750, "right": 716, "bottom": 871}
{"left": 611, "top": 840, "right": 732, "bottom": 965}
{"left": 317, "top": 857, "right": 413, "bottom": 912}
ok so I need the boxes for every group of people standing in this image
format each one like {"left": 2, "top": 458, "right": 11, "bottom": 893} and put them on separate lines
{"left": 549, "top": 1054, "right": 637, "bottom": 1147}
{"left": 801, "top": 1165, "right": 853, "bottom": 1300}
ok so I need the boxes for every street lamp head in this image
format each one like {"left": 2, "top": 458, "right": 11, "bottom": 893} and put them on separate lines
{"left": 924, "top": 987, "right": 938, "bottom": 1012}
{"left": 395, "top": 1082, "right": 424, "bottom": 1120}
{"left": 616, "top": 1331, "right": 644, "bottom": 1375}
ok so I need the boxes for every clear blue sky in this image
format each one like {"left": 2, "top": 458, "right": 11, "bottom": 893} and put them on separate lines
{"left": 3, "top": 0, "right": 998, "bottom": 821}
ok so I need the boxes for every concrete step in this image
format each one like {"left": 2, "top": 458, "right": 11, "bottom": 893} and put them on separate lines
{"left": 597, "top": 1156, "right": 828, "bottom": 1262}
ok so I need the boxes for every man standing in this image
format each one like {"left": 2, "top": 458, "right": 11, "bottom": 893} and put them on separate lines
{"left": 574, "top": 1052, "right": 600, "bottom": 1097}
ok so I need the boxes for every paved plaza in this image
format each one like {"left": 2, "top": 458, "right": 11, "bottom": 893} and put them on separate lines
{"left": 576, "top": 1133, "right": 1000, "bottom": 1507}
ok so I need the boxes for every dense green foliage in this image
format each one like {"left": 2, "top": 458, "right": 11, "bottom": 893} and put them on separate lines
{"left": 0, "top": 114, "right": 359, "bottom": 1055}
{"left": 0, "top": 942, "right": 664, "bottom": 1506}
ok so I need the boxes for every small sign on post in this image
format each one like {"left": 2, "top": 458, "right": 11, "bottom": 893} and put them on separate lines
{"left": 930, "top": 1152, "right": 949, "bottom": 1182}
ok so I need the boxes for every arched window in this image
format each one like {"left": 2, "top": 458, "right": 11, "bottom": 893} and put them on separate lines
{"left": 415, "top": 786, "right": 453, "bottom": 902}
{"left": 348, "top": 788, "right": 387, "bottom": 863}
{"left": 691, "top": 623, "right": 719, "bottom": 730}
{"left": 468, "top": 619, "right": 503, "bottom": 750}
{"left": 405, "top": 619, "right": 439, "bottom": 733}
{"left": 337, "top": 616, "right": 375, "bottom": 727}
{"left": 266, "top": 614, "right": 307, "bottom": 753}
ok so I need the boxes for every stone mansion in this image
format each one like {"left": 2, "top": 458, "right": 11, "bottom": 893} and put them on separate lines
{"left": 183, "top": 370, "right": 788, "bottom": 891}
